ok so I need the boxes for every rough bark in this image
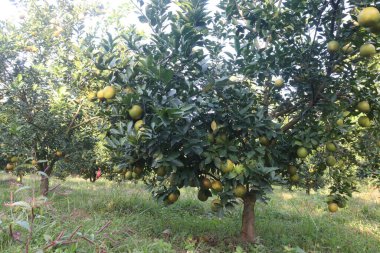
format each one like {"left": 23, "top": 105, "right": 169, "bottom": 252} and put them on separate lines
{"left": 89, "top": 175, "right": 96, "bottom": 182}
{"left": 241, "top": 192, "right": 256, "bottom": 242}
{"left": 40, "top": 164, "right": 54, "bottom": 196}
{"left": 40, "top": 174, "right": 50, "bottom": 196}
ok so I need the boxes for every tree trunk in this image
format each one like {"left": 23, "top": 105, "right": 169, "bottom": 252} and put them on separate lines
{"left": 241, "top": 192, "right": 256, "bottom": 243}
{"left": 40, "top": 174, "right": 49, "bottom": 196}
{"left": 40, "top": 164, "right": 53, "bottom": 196}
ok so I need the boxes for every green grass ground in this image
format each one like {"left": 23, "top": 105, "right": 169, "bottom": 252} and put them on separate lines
{"left": 0, "top": 174, "right": 379, "bottom": 253}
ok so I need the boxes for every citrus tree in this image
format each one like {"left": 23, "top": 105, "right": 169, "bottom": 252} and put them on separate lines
{"left": 91, "top": 0, "right": 380, "bottom": 242}
{"left": 0, "top": 0, "right": 109, "bottom": 194}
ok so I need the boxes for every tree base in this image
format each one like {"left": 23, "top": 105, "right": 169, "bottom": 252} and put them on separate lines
{"left": 40, "top": 176, "right": 49, "bottom": 196}
{"left": 240, "top": 192, "right": 256, "bottom": 243}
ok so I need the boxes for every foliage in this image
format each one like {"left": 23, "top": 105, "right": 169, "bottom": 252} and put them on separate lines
{"left": 92, "top": 0, "right": 379, "bottom": 215}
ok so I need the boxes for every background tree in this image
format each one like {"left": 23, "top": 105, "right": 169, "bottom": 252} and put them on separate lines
{"left": 0, "top": 0, "right": 109, "bottom": 194}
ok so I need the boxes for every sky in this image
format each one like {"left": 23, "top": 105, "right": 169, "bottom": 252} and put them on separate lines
{"left": 0, "top": 0, "right": 221, "bottom": 21}
{"left": 0, "top": 0, "right": 220, "bottom": 39}
{"left": 0, "top": 0, "right": 18, "bottom": 20}
{"left": 0, "top": 0, "right": 131, "bottom": 18}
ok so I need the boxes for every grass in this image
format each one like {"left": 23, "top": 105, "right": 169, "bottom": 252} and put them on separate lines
{"left": 0, "top": 173, "right": 379, "bottom": 253}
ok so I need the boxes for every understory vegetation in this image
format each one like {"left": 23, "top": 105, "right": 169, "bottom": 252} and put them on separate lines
{"left": 1, "top": 175, "right": 378, "bottom": 253}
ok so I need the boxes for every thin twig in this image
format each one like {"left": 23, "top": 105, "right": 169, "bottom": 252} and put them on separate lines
{"left": 68, "top": 226, "right": 82, "bottom": 240}
{"left": 96, "top": 221, "right": 111, "bottom": 234}
{"left": 80, "top": 236, "right": 95, "bottom": 245}
{"left": 46, "top": 184, "right": 62, "bottom": 194}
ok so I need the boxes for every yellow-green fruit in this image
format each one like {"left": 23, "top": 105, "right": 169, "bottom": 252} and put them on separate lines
{"left": 131, "top": 172, "right": 139, "bottom": 179}
{"left": 31, "top": 160, "right": 38, "bottom": 166}
{"left": 293, "top": 75, "right": 305, "bottom": 82}
{"left": 274, "top": 78, "right": 284, "bottom": 87}
{"left": 327, "top": 40, "right": 340, "bottom": 52}
{"left": 202, "top": 83, "right": 213, "bottom": 93}
{"left": 336, "top": 119, "right": 344, "bottom": 126}
{"left": 343, "top": 111, "right": 350, "bottom": 117}
{"left": 53, "top": 27, "right": 63, "bottom": 37}
{"left": 290, "top": 174, "right": 300, "bottom": 183}
{"left": 201, "top": 178, "right": 212, "bottom": 189}
{"left": 197, "top": 190, "right": 209, "bottom": 201}
{"left": 124, "top": 87, "right": 135, "bottom": 94}
{"left": 358, "top": 7, "right": 380, "bottom": 27}
{"left": 125, "top": 171, "right": 133, "bottom": 180}
{"left": 234, "top": 164, "right": 246, "bottom": 174}
{"left": 297, "top": 147, "right": 308, "bottom": 158}
{"left": 211, "top": 120, "right": 218, "bottom": 131}
{"left": 56, "top": 151, "right": 63, "bottom": 157}
{"left": 10, "top": 156, "right": 18, "bottom": 163}
{"left": 328, "top": 202, "right": 339, "bottom": 213}
{"left": 233, "top": 185, "right": 247, "bottom": 198}
{"left": 211, "top": 180, "right": 223, "bottom": 192}
{"left": 6, "top": 163, "right": 14, "bottom": 170}
{"left": 357, "top": 101, "right": 370, "bottom": 113}
{"left": 326, "top": 142, "right": 337, "bottom": 152}
{"left": 103, "top": 86, "right": 116, "bottom": 99}
{"left": 326, "top": 156, "right": 337, "bottom": 166}
{"left": 342, "top": 44, "right": 354, "bottom": 53}
{"left": 156, "top": 167, "right": 166, "bottom": 177}
{"left": 259, "top": 136, "right": 270, "bottom": 146}
{"left": 211, "top": 199, "right": 221, "bottom": 212}
{"left": 215, "top": 134, "right": 227, "bottom": 144}
{"left": 358, "top": 116, "right": 371, "bottom": 127}
{"left": 207, "top": 133, "right": 214, "bottom": 143}
{"left": 333, "top": 65, "right": 343, "bottom": 73}
{"left": 129, "top": 105, "right": 144, "bottom": 120}
{"left": 113, "top": 167, "right": 122, "bottom": 173}
{"left": 97, "top": 90, "right": 105, "bottom": 100}
{"left": 287, "top": 165, "right": 297, "bottom": 176}
{"left": 360, "top": 43, "right": 376, "bottom": 57}
{"left": 25, "top": 45, "right": 38, "bottom": 52}
{"left": 87, "top": 91, "right": 97, "bottom": 100}
{"left": 134, "top": 120, "right": 144, "bottom": 131}
{"left": 222, "top": 159, "right": 234, "bottom": 173}
{"left": 133, "top": 166, "right": 144, "bottom": 175}
{"left": 168, "top": 192, "right": 179, "bottom": 203}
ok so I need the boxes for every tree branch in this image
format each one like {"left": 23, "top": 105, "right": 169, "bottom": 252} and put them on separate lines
{"left": 69, "top": 116, "right": 101, "bottom": 131}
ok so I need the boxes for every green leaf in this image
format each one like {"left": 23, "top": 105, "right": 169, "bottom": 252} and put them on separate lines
{"left": 159, "top": 68, "right": 174, "bottom": 83}
{"left": 171, "top": 159, "right": 184, "bottom": 167}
